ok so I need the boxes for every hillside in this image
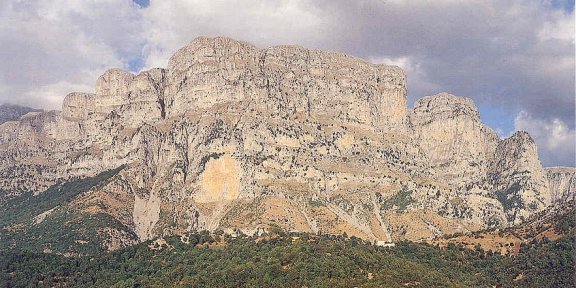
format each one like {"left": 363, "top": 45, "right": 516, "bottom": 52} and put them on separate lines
{"left": 429, "top": 200, "right": 576, "bottom": 255}
{"left": 1, "top": 230, "right": 574, "bottom": 287}
{"left": 0, "top": 166, "right": 137, "bottom": 254}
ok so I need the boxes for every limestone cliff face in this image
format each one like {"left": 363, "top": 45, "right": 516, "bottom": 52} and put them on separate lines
{"left": 165, "top": 37, "right": 407, "bottom": 130}
{"left": 63, "top": 68, "right": 166, "bottom": 128}
{"left": 410, "top": 93, "right": 499, "bottom": 185}
{"left": 545, "top": 167, "right": 576, "bottom": 204}
{"left": 488, "top": 131, "right": 551, "bottom": 224}
{"left": 0, "top": 37, "right": 572, "bottom": 252}
{"left": 409, "top": 93, "right": 552, "bottom": 227}
{"left": 62, "top": 92, "right": 97, "bottom": 120}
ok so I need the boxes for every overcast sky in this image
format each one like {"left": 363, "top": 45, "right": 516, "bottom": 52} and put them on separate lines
{"left": 0, "top": 0, "right": 574, "bottom": 166}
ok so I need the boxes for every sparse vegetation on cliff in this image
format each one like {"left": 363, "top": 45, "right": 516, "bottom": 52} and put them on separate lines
{"left": 382, "top": 186, "right": 414, "bottom": 212}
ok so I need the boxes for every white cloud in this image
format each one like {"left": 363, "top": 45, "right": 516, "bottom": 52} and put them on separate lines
{"left": 514, "top": 111, "right": 575, "bottom": 167}
{"left": 538, "top": 9, "right": 575, "bottom": 43}
{"left": 140, "top": 0, "right": 327, "bottom": 69}
{"left": 23, "top": 81, "right": 95, "bottom": 110}
{"left": 0, "top": 0, "right": 144, "bottom": 109}
{"left": 371, "top": 56, "right": 413, "bottom": 70}
{"left": 370, "top": 56, "right": 442, "bottom": 103}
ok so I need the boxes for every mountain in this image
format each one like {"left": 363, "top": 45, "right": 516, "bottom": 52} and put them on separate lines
{"left": 0, "top": 104, "right": 40, "bottom": 124}
{"left": 545, "top": 167, "right": 576, "bottom": 204}
{"left": 0, "top": 36, "right": 573, "bottom": 254}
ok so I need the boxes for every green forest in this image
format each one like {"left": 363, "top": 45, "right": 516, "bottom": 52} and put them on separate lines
{"left": 1, "top": 230, "right": 574, "bottom": 288}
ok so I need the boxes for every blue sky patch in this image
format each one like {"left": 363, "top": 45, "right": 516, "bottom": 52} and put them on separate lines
{"left": 128, "top": 56, "right": 145, "bottom": 73}
{"left": 547, "top": 0, "right": 574, "bottom": 13}
{"left": 133, "top": 0, "right": 150, "bottom": 8}
{"left": 477, "top": 103, "right": 517, "bottom": 138}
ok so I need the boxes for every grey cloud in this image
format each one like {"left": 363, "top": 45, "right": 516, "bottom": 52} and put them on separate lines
{"left": 308, "top": 0, "right": 574, "bottom": 124}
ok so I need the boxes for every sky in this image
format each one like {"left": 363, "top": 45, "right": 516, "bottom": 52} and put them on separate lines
{"left": 0, "top": 0, "right": 573, "bottom": 167}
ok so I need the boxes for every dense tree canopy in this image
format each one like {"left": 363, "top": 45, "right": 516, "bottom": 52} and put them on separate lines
{"left": 1, "top": 230, "right": 573, "bottom": 287}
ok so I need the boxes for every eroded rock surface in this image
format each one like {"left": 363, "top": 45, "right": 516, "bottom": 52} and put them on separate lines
{"left": 0, "top": 37, "right": 572, "bottom": 251}
{"left": 546, "top": 167, "right": 576, "bottom": 204}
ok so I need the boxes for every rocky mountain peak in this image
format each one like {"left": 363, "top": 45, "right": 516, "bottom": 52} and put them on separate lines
{"left": 95, "top": 68, "right": 135, "bottom": 96}
{"left": 489, "top": 131, "right": 550, "bottom": 224}
{"left": 412, "top": 92, "right": 480, "bottom": 123}
{"left": 410, "top": 93, "right": 498, "bottom": 185}
{"left": 492, "top": 131, "right": 540, "bottom": 173}
{"left": 168, "top": 36, "right": 258, "bottom": 71}
{"left": 506, "top": 130, "right": 532, "bottom": 141}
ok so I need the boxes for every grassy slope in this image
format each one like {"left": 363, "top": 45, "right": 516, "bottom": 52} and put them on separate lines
{"left": 0, "top": 166, "right": 133, "bottom": 254}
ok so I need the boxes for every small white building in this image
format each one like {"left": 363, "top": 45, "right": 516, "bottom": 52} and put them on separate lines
{"left": 376, "top": 240, "right": 396, "bottom": 247}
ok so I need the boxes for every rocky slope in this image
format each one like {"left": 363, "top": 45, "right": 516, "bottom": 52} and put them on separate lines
{"left": 0, "top": 37, "right": 572, "bottom": 253}
{"left": 429, "top": 200, "right": 575, "bottom": 255}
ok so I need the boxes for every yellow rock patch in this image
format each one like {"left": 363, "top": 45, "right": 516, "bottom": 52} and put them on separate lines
{"left": 275, "top": 135, "right": 301, "bottom": 148}
{"left": 197, "top": 154, "right": 241, "bottom": 203}
{"left": 336, "top": 133, "right": 355, "bottom": 149}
